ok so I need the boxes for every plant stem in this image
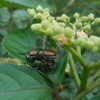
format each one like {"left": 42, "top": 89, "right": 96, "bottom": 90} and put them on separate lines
{"left": 87, "top": 70, "right": 100, "bottom": 86}
{"left": 74, "top": 78, "right": 100, "bottom": 100}
{"left": 80, "top": 68, "right": 90, "bottom": 91}
{"left": 76, "top": 46, "right": 81, "bottom": 55}
{"left": 64, "top": 45, "right": 87, "bottom": 69}
{"left": 89, "top": 61, "right": 100, "bottom": 70}
{"left": 69, "top": 53, "right": 80, "bottom": 87}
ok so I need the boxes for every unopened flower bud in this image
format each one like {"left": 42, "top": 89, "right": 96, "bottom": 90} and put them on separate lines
{"left": 64, "top": 27, "right": 75, "bottom": 39}
{"left": 28, "top": 10, "right": 36, "bottom": 17}
{"left": 58, "top": 34, "right": 67, "bottom": 45}
{"left": 56, "top": 17, "right": 62, "bottom": 21}
{"left": 46, "top": 28, "right": 53, "bottom": 36}
{"left": 36, "top": 5, "right": 43, "bottom": 12}
{"left": 41, "top": 20, "right": 50, "bottom": 29}
{"left": 48, "top": 17, "right": 54, "bottom": 22}
{"left": 76, "top": 37, "right": 86, "bottom": 47}
{"left": 54, "top": 26, "right": 64, "bottom": 34}
{"left": 34, "top": 13, "right": 42, "bottom": 20}
{"left": 52, "top": 20, "right": 58, "bottom": 26}
{"left": 76, "top": 31, "right": 88, "bottom": 38}
{"left": 84, "top": 24, "right": 91, "bottom": 32}
{"left": 61, "top": 14, "right": 67, "bottom": 20}
{"left": 94, "top": 18, "right": 100, "bottom": 24}
{"left": 81, "top": 16, "right": 88, "bottom": 22}
{"left": 70, "top": 38, "right": 76, "bottom": 45}
{"left": 85, "top": 40, "right": 95, "bottom": 50}
{"left": 42, "top": 16, "right": 47, "bottom": 20}
{"left": 90, "top": 36, "right": 99, "bottom": 44}
{"left": 31, "top": 24, "right": 41, "bottom": 32}
{"left": 42, "top": 11, "right": 50, "bottom": 18}
{"left": 73, "top": 13, "right": 79, "bottom": 18}
{"left": 96, "top": 38, "right": 100, "bottom": 48}
{"left": 87, "top": 13, "right": 94, "bottom": 21}
{"left": 27, "top": 9, "right": 35, "bottom": 13}
{"left": 66, "top": 16, "right": 70, "bottom": 21}
{"left": 59, "top": 22, "right": 66, "bottom": 27}
{"left": 92, "top": 47, "right": 99, "bottom": 52}
{"left": 76, "top": 22, "right": 82, "bottom": 28}
{"left": 27, "top": 9, "right": 32, "bottom": 13}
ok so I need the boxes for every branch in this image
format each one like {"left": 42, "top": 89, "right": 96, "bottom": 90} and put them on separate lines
{"left": 80, "top": 68, "right": 90, "bottom": 91}
{"left": 89, "top": 61, "right": 100, "bottom": 70}
{"left": 69, "top": 53, "right": 81, "bottom": 87}
{"left": 64, "top": 45, "right": 88, "bottom": 69}
{"left": 74, "top": 78, "right": 100, "bottom": 100}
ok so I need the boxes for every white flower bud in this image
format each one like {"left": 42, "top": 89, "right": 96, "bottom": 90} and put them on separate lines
{"left": 36, "top": 5, "right": 43, "bottom": 12}
{"left": 41, "top": 20, "right": 51, "bottom": 29}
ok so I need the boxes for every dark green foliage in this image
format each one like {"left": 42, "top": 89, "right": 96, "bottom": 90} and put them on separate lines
{"left": 0, "top": 0, "right": 100, "bottom": 100}
{"left": 0, "top": 63, "right": 52, "bottom": 100}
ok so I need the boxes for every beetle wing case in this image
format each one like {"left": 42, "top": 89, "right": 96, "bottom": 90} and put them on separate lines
{"left": 20, "top": 48, "right": 58, "bottom": 71}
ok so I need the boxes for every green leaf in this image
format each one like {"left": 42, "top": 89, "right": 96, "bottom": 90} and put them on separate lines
{"left": 2, "top": 26, "right": 39, "bottom": 61}
{"left": 53, "top": 53, "right": 68, "bottom": 83}
{"left": 12, "top": 9, "right": 30, "bottom": 29}
{"left": 0, "top": 7, "right": 10, "bottom": 26}
{"left": 91, "top": 92, "right": 100, "bottom": 100}
{"left": 0, "top": 0, "right": 52, "bottom": 12}
{"left": 0, "top": 62, "right": 52, "bottom": 100}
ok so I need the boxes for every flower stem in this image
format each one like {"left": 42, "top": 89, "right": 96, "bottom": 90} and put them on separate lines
{"left": 74, "top": 78, "right": 100, "bottom": 100}
{"left": 64, "top": 45, "right": 87, "bottom": 69}
{"left": 76, "top": 46, "right": 81, "bottom": 55}
{"left": 87, "top": 70, "right": 100, "bottom": 86}
{"left": 80, "top": 68, "right": 90, "bottom": 91}
{"left": 89, "top": 61, "right": 100, "bottom": 70}
{"left": 69, "top": 53, "right": 81, "bottom": 87}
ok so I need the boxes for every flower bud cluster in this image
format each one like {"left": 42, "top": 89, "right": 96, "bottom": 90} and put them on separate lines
{"left": 27, "top": 5, "right": 76, "bottom": 45}
{"left": 27, "top": 5, "right": 50, "bottom": 21}
{"left": 27, "top": 5, "right": 100, "bottom": 52}
{"left": 73, "top": 13, "right": 100, "bottom": 33}
{"left": 0, "top": 58, "right": 20, "bottom": 65}
{"left": 75, "top": 32, "right": 100, "bottom": 52}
